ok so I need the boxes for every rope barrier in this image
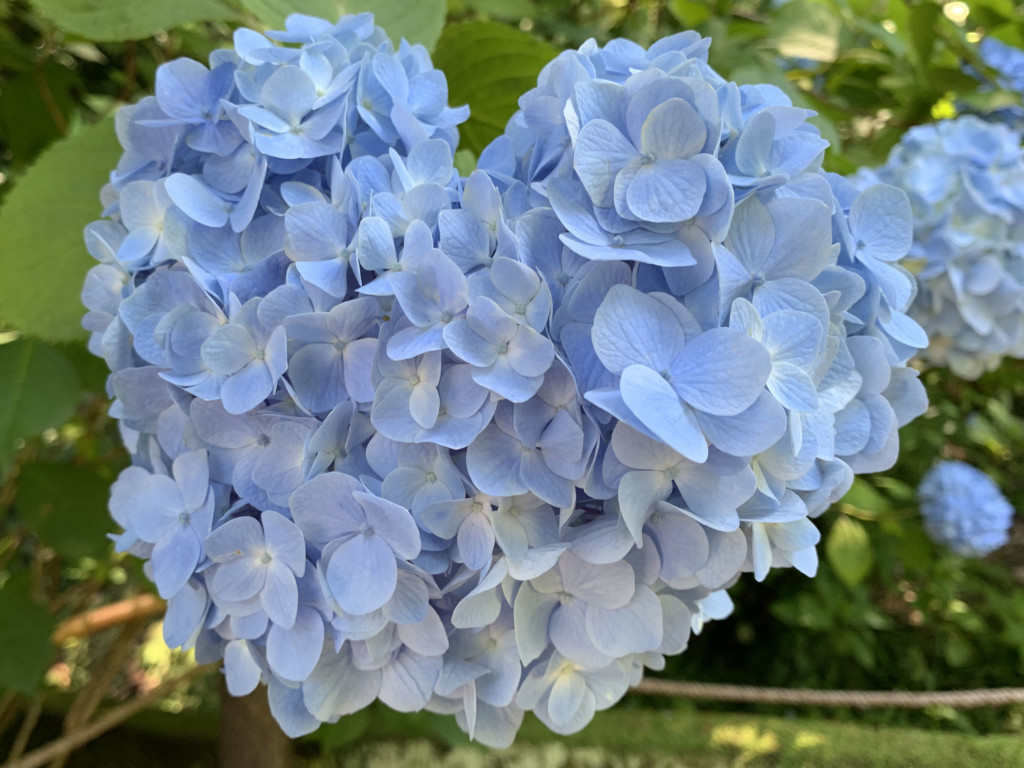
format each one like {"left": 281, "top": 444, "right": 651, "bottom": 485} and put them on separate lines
{"left": 52, "top": 597, "right": 1024, "bottom": 711}
{"left": 633, "top": 679, "right": 1024, "bottom": 709}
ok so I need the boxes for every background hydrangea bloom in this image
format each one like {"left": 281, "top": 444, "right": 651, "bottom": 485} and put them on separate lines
{"left": 974, "top": 37, "right": 1024, "bottom": 127}
{"left": 918, "top": 460, "right": 1015, "bottom": 557}
{"left": 855, "top": 116, "right": 1024, "bottom": 379}
{"left": 86, "top": 13, "right": 927, "bottom": 747}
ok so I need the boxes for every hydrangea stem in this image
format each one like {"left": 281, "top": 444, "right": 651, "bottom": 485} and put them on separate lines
{"left": 219, "top": 681, "right": 293, "bottom": 768}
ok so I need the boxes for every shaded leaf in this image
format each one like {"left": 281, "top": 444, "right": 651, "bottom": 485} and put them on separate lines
{"left": 0, "top": 339, "right": 81, "bottom": 471}
{"left": 0, "top": 573, "right": 54, "bottom": 693}
{"left": 18, "top": 462, "right": 114, "bottom": 559}
{"left": 908, "top": 3, "right": 941, "bottom": 68}
{"left": 312, "top": 707, "right": 370, "bottom": 749}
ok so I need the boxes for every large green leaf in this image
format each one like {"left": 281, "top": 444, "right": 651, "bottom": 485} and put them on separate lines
{"left": 432, "top": 22, "right": 557, "bottom": 155}
{"left": 0, "top": 116, "right": 121, "bottom": 341}
{"left": 0, "top": 339, "right": 81, "bottom": 470}
{"left": 17, "top": 462, "right": 114, "bottom": 559}
{"left": 29, "top": 0, "right": 234, "bottom": 41}
{"left": 825, "top": 515, "right": 874, "bottom": 588}
{"left": 0, "top": 573, "right": 54, "bottom": 693}
{"left": 239, "top": 0, "right": 446, "bottom": 51}
{"left": 346, "top": 0, "right": 446, "bottom": 51}
{"left": 238, "top": 0, "right": 337, "bottom": 29}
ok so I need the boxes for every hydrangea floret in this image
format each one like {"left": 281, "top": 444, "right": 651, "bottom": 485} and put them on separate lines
{"left": 85, "top": 13, "right": 927, "bottom": 746}
{"left": 917, "top": 460, "right": 1014, "bottom": 558}
{"left": 855, "top": 115, "right": 1024, "bottom": 379}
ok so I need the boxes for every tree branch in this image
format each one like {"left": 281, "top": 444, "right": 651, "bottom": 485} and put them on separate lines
{"left": 2, "top": 664, "right": 217, "bottom": 768}
{"left": 51, "top": 595, "right": 165, "bottom": 645}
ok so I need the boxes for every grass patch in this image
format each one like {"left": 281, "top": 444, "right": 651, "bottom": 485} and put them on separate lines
{"left": 316, "top": 708, "right": 1024, "bottom": 768}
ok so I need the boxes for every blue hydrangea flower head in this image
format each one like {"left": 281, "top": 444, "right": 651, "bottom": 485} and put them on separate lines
{"left": 854, "top": 115, "right": 1024, "bottom": 379}
{"left": 86, "top": 13, "right": 927, "bottom": 746}
{"left": 918, "top": 460, "right": 1014, "bottom": 557}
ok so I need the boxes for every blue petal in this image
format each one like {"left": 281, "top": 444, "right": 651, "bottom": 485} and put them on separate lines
{"left": 672, "top": 328, "right": 771, "bottom": 416}
{"left": 850, "top": 184, "right": 913, "bottom": 263}
{"left": 378, "top": 649, "right": 441, "bottom": 712}
{"left": 573, "top": 119, "right": 638, "bottom": 207}
{"left": 261, "top": 560, "right": 299, "bottom": 628}
{"left": 620, "top": 364, "right": 707, "bottom": 463}
{"left": 623, "top": 158, "right": 707, "bottom": 223}
{"left": 267, "top": 606, "right": 324, "bottom": 683}
{"left": 591, "top": 285, "right": 685, "bottom": 375}
{"left": 325, "top": 533, "right": 397, "bottom": 615}
{"left": 224, "top": 639, "right": 262, "bottom": 696}
{"left": 585, "top": 585, "right": 662, "bottom": 656}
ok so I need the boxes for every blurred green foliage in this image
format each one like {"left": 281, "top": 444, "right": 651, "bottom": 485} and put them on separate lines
{"left": 2, "top": 0, "right": 1024, "bottom": 756}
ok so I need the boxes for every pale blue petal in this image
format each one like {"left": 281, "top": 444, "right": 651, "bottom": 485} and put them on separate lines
{"left": 624, "top": 159, "right": 706, "bottom": 223}
{"left": 585, "top": 585, "right": 662, "bottom": 656}
{"left": 672, "top": 328, "right": 770, "bottom": 416}
{"left": 325, "top": 533, "right": 397, "bottom": 615}
{"left": 619, "top": 364, "right": 707, "bottom": 463}
{"left": 378, "top": 650, "right": 441, "bottom": 712}
{"left": 224, "top": 639, "right": 262, "bottom": 696}
{"left": 354, "top": 492, "right": 421, "bottom": 560}
{"left": 261, "top": 560, "right": 299, "bottom": 628}
{"left": 267, "top": 607, "right": 324, "bottom": 682}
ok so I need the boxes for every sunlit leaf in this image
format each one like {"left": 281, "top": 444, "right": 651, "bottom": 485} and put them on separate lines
{"left": 0, "top": 117, "right": 121, "bottom": 341}
{"left": 825, "top": 516, "right": 873, "bottom": 588}
{"left": 433, "top": 22, "right": 557, "bottom": 154}
{"left": 30, "top": 0, "right": 234, "bottom": 41}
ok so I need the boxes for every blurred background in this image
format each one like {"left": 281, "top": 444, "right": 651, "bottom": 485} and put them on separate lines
{"left": 2, "top": 0, "right": 1024, "bottom": 765}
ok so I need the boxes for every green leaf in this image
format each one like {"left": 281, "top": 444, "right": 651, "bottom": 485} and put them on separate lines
{"left": 0, "top": 62, "right": 79, "bottom": 168}
{"left": 668, "top": 0, "right": 710, "bottom": 28}
{"left": 29, "top": 0, "right": 234, "bottom": 42}
{"left": 311, "top": 708, "right": 370, "bottom": 749}
{"left": 454, "top": 148, "right": 477, "bottom": 176}
{"left": 0, "top": 572, "right": 54, "bottom": 693}
{"left": 432, "top": 22, "right": 557, "bottom": 155}
{"left": 0, "top": 117, "right": 121, "bottom": 341}
{"left": 239, "top": 0, "right": 338, "bottom": 29}
{"left": 17, "top": 462, "right": 114, "bottom": 559}
{"left": 942, "top": 632, "right": 973, "bottom": 668}
{"left": 345, "top": 0, "right": 446, "bottom": 51}
{"left": 825, "top": 516, "right": 873, "bottom": 588}
{"left": 0, "top": 339, "right": 81, "bottom": 470}
{"left": 908, "top": 2, "right": 941, "bottom": 67}
{"left": 239, "top": 0, "right": 447, "bottom": 51}
{"left": 839, "top": 477, "right": 891, "bottom": 519}
{"left": 460, "top": 0, "right": 535, "bottom": 20}
{"left": 768, "top": 0, "right": 841, "bottom": 63}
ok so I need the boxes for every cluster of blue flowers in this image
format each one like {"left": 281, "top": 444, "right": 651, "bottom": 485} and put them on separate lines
{"left": 976, "top": 36, "right": 1024, "bottom": 127}
{"left": 85, "top": 14, "right": 927, "bottom": 745}
{"left": 855, "top": 116, "right": 1024, "bottom": 379}
{"left": 918, "top": 460, "right": 1014, "bottom": 557}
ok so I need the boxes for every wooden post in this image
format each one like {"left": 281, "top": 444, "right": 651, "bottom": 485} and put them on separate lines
{"left": 219, "top": 681, "right": 293, "bottom": 768}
